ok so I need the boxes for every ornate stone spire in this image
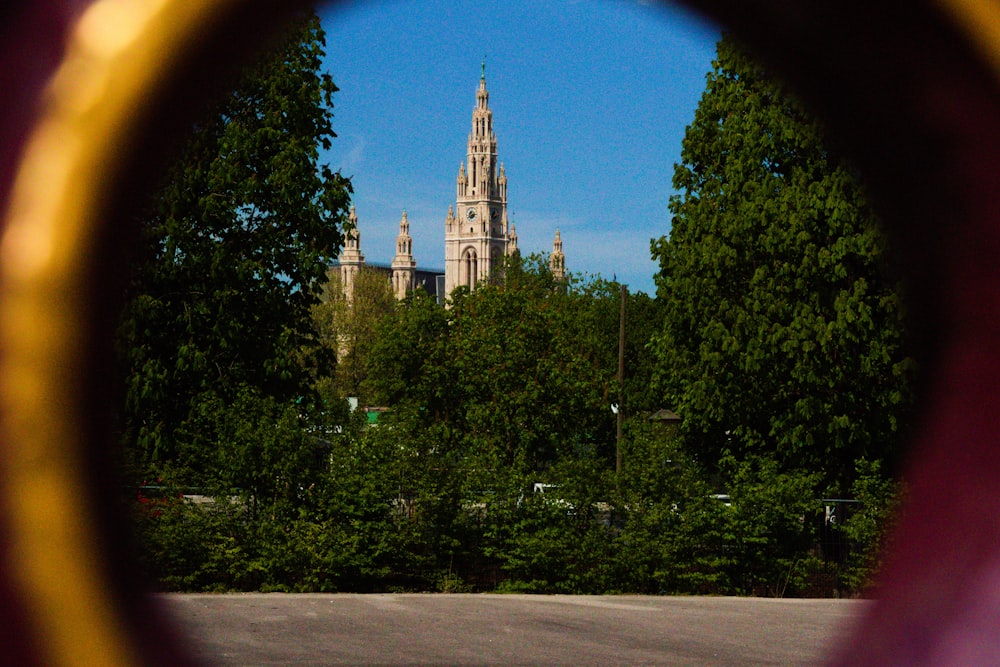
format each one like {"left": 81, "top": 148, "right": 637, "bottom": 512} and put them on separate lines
{"left": 468, "top": 68, "right": 497, "bottom": 198}
{"left": 445, "top": 67, "right": 510, "bottom": 298}
{"left": 338, "top": 206, "right": 365, "bottom": 301}
{"left": 396, "top": 210, "right": 412, "bottom": 256}
{"left": 391, "top": 210, "right": 417, "bottom": 299}
{"left": 550, "top": 228, "right": 566, "bottom": 280}
{"left": 343, "top": 206, "right": 361, "bottom": 253}
{"left": 457, "top": 162, "right": 467, "bottom": 199}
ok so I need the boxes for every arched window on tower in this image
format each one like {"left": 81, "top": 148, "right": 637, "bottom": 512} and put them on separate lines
{"left": 463, "top": 248, "right": 478, "bottom": 289}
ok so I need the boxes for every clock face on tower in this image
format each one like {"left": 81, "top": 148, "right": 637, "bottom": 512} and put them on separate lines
{"left": 466, "top": 207, "right": 477, "bottom": 221}
{"left": 490, "top": 208, "right": 499, "bottom": 221}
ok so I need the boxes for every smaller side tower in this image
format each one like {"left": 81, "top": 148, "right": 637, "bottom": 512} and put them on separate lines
{"left": 338, "top": 206, "right": 365, "bottom": 301}
{"left": 550, "top": 228, "right": 566, "bottom": 281}
{"left": 391, "top": 210, "right": 417, "bottom": 299}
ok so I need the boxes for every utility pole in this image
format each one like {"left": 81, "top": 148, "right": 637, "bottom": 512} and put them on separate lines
{"left": 616, "top": 283, "right": 626, "bottom": 474}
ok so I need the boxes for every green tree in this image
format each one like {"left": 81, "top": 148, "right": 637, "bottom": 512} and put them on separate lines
{"left": 313, "top": 267, "right": 396, "bottom": 400}
{"left": 715, "top": 456, "right": 823, "bottom": 596}
{"left": 650, "top": 35, "right": 915, "bottom": 494}
{"left": 449, "top": 261, "right": 619, "bottom": 477}
{"left": 561, "top": 277, "right": 664, "bottom": 419}
{"left": 362, "top": 287, "right": 454, "bottom": 419}
{"left": 361, "top": 257, "right": 651, "bottom": 592}
{"left": 485, "top": 456, "right": 617, "bottom": 594}
{"left": 839, "top": 458, "right": 904, "bottom": 592}
{"left": 612, "top": 417, "right": 705, "bottom": 593}
{"left": 118, "top": 11, "right": 352, "bottom": 478}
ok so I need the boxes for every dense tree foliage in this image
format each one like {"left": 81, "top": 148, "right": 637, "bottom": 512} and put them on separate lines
{"left": 134, "top": 252, "right": 894, "bottom": 596}
{"left": 650, "top": 35, "right": 915, "bottom": 495}
{"left": 129, "top": 35, "right": 905, "bottom": 596}
{"left": 118, "top": 12, "right": 351, "bottom": 479}
{"left": 312, "top": 267, "right": 396, "bottom": 398}
{"left": 136, "top": 259, "right": 691, "bottom": 594}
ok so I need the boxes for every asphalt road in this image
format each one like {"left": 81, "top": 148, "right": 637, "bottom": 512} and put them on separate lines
{"left": 160, "top": 593, "right": 867, "bottom": 665}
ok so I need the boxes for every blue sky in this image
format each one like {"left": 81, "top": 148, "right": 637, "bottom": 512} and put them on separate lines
{"left": 318, "top": 0, "right": 720, "bottom": 295}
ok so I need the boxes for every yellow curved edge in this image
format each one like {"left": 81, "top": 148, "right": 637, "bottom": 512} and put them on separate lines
{"left": 937, "top": 0, "right": 1000, "bottom": 78}
{"left": 0, "top": 0, "right": 988, "bottom": 664}
{"left": 0, "top": 0, "right": 239, "bottom": 664}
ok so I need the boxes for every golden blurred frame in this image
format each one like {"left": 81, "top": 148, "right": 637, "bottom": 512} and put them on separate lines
{"left": 3, "top": 0, "right": 1000, "bottom": 665}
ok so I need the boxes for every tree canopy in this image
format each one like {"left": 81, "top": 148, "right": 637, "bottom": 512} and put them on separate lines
{"left": 118, "top": 11, "right": 352, "bottom": 477}
{"left": 126, "top": 34, "right": 906, "bottom": 596}
{"left": 312, "top": 267, "right": 396, "bottom": 399}
{"left": 650, "top": 35, "right": 915, "bottom": 494}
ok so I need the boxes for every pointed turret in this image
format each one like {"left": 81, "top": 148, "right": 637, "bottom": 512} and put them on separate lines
{"left": 498, "top": 162, "right": 507, "bottom": 201}
{"left": 445, "top": 204, "right": 456, "bottom": 234}
{"left": 343, "top": 206, "right": 361, "bottom": 252}
{"left": 467, "top": 69, "right": 498, "bottom": 198}
{"left": 457, "top": 162, "right": 467, "bottom": 199}
{"left": 338, "top": 206, "right": 365, "bottom": 300}
{"left": 395, "top": 210, "right": 413, "bottom": 256}
{"left": 550, "top": 228, "right": 566, "bottom": 281}
{"left": 391, "top": 210, "right": 417, "bottom": 299}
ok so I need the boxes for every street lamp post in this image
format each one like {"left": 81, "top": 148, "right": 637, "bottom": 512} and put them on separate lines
{"left": 616, "top": 283, "right": 626, "bottom": 474}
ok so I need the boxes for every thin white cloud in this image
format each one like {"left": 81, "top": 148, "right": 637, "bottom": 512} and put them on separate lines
{"left": 337, "top": 135, "right": 367, "bottom": 173}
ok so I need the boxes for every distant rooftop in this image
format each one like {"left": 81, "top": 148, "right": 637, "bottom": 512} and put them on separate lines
{"left": 648, "top": 408, "right": 681, "bottom": 423}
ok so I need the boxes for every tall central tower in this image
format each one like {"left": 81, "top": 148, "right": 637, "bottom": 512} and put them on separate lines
{"left": 445, "top": 67, "right": 510, "bottom": 297}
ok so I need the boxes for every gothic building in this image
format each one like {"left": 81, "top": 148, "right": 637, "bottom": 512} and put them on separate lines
{"left": 338, "top": 205, "right": 364, "bottom": 300}
{"left": 337, "top": 69, "right": 565, "bottom": 301}
{"left": 389, "top": 209, "right": 416, "bottom": 299}
{"left": 550, "top": 229, "right": 566, "bottom": 281}
{"left": 338, "top": 207, "right": 442, "bottom": 301}
{"left": 444, "top": 71, "right": 514, "bottom": 295}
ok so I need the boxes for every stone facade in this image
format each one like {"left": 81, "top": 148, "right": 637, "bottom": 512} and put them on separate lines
{"left": 338, "top": 206, "right": 364, "bottom": 301}
{"left": 390, "top": 210, "right": 416, "bottom": 300}
{"left": 444, "top": 72, "right": 512, "bottom": 295}
{"left": 336, "top": 70, "right": 565, "bottom": 302}
{"left": 550, "top": 229, "right": 566, "bottom": 281}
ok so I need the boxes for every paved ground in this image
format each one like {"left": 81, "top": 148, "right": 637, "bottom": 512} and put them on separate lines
{"left": 160, "top": 593, "right": 867, "bottom": 665}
